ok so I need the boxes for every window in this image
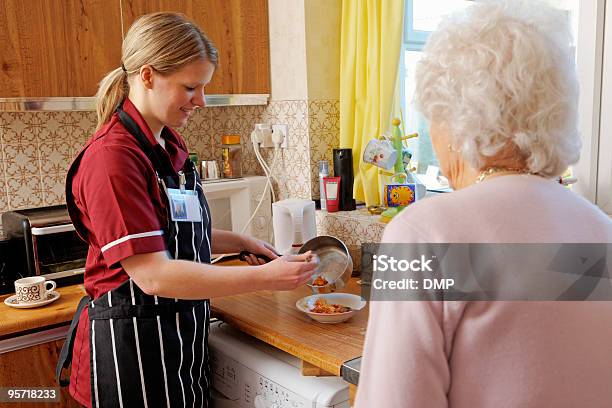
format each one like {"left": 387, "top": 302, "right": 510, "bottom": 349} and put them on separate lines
{"left": 579, "top": 0, "right": 612, "bottom": 214}
{"left": 401, "top": 0, "right": 473, "bottom": 174}
{"left": 401, "top": 0, "right": 580, "bottom": 176}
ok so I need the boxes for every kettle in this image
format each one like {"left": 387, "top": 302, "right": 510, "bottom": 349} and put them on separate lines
{"left": 272, "top": 199, "right": 317, "bottom": 255}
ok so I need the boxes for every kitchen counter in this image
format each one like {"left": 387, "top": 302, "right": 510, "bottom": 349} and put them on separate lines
{"left": 0, "top": 272, "right": 367, "bottom": 385}
{"left": 211, "top": 277, "right": 367, "bottom": 379}
{"left": 0, "top": 258, "right": 248, "bottom": 339}
{"left": 0, "top": 284, "right": 86, "bottom": 339}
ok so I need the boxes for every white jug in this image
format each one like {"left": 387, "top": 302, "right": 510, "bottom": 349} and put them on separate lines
{"left": 272, "top": 199, "right": 317, "bottom": 255}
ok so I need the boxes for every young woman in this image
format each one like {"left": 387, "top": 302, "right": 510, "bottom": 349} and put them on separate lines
{"left": 57, "top": 12, "right": 317, "bottom": 408}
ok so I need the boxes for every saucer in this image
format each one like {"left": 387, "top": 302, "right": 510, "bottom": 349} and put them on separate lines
{"left": 4, "top": 291, "right": 61, "bottom": 309}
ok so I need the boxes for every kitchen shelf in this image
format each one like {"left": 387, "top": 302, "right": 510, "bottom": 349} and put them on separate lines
{"left": 0, "top": 94, "right": 269, "bottom": 112}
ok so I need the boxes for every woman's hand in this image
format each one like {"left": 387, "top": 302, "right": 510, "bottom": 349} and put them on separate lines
{"left": 261, "top": 251, "right": 319, "bottom": 290}
{"left": 241, "top": 235, "right": 279, "bottom": 265}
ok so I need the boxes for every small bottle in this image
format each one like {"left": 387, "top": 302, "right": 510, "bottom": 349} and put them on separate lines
{"left": 189, "top": 152, "right": 199, "bottom": 174}
{"left": 319, "top": 160, "right": 329, "bottom": 211}
{"left": 221, "top": 135, "right": 242, "bottom": 178}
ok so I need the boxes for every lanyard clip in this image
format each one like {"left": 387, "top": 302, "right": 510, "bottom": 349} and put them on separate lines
{"left": 178, "top": 171, "right": 186, "bottom": 191}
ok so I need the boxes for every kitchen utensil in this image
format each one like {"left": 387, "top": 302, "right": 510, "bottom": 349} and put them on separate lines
{"left": 299, "top": 235, "right": 353, "bottom": 294}
{"left": 272, "top": 199, "right": 317, "bottom": 255}
{"left": 201, "top": 160, "right": 219, "bottom": 180}
{"left": 238, "top": 249, "right": 281, "bottom": 263}
{"left": 295, "top": 293, "right": 365, "bottom": 324}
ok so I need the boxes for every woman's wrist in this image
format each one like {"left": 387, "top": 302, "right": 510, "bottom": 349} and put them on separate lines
{"left": 237, "top": 233, "right": 248, "bottom": 252}
{"left": 250, "top": 263, "right": 269, "bottom": 289}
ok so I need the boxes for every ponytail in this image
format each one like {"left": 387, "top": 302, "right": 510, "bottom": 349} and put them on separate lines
{"left": 94, "top": 13, "right": 218, "bottom": 131}
{"left": 95, "top": 67, "right": 127, "bottom": 130}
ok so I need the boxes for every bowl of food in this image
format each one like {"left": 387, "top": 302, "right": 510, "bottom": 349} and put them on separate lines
{"left": 300, "top": 236, "right": 353, "bottom": 294}
{"left": 295, "top": 293, "right": 366, "bottom": 324}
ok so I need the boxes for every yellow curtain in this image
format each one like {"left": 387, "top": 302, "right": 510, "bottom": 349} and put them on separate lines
{"left": 340, "top": 0, "right": 405, "bottom": 206}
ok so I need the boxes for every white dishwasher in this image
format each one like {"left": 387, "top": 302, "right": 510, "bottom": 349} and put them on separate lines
{"left": 209, "top": 321, "right": 350, "bottom": 408}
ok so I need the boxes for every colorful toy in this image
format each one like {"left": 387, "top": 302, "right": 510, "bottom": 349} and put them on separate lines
{"left": 384, "top": 184, "right": 416, "bottom": 207}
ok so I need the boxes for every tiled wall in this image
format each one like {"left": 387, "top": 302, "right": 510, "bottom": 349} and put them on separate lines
{"left": 0, "top": 111, "right": 95, "bottom": 213}
{"left": 0, "top": 99, "right": 339, "bottom": 237}
{"left": 184, "top": 99, "right": 339, "bottom": 201}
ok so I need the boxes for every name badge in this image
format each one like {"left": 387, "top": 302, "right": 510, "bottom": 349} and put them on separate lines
{"left": 167, "top": 188, "right": 202, "bottom": 222}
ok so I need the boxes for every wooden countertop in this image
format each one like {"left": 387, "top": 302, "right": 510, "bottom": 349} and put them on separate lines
{"left": 0, "top": 258, "right": 246, "bottom": 339}
{"left": 0, "top": 285, "right": 86, "bottom": 339}
{"left": 0, "top": 264, "right": 369, "bottom": 379}
{"left": 211, "top": 278, "right": 368, "bottom": 376}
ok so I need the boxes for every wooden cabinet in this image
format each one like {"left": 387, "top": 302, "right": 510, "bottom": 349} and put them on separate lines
{"left": 0, "top": 334, "right": 80, "bottom": 408}
{"left": 0, "top": 0, "right": 123, "bottom": 97}
{"left": 0, "top": 0, "right": 270, "bottom": 97}
{"left": 121, "top": 0, "right": 270, "bottom": 95}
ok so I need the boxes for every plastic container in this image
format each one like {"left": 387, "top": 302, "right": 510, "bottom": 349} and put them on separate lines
{"left": 323, "top": 176, "right": 341, "bottom": 212}
{"left": 318, "top": 160, "right": 329, "bottom": 211}
{"left": 221, "top": 135, "right": 241, "bottom": 178}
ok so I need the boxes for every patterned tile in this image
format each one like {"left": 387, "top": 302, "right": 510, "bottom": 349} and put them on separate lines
{"left": 1, "top": 113, "right": 37, "bottom": 143}
{"left": 55, "top": 111, "right": 97, "bottom": 142}
{"left": 2, "top": 143, "right": 40, "bottom": 178}
{"left": 42, "top": 173, "right": 66, "bottom": 206}
{"left": 228, "top": 105, "right": 266, "bottom": 135}
{"left": 263, "top": 101, "right": 309, "bottom": 134}
{"left": 179, "top": 108, "right": 215, "bottom": 162}
{"left": 316, "top": 208, "right": 385, "bottom": 243}
{"left": 308, "top": 100, "right": 340, "bottom": 133}
{"left": 6, "top": 176, "right": 44, "bottom": 209}
{"left": 209, "top": 106, "right": 228, "bottom": 139}
{"left": 0, "top": 111, "right": 95, "bottom": 217}
{"left": 39, "top": 139, "right": 73, "bottom": 174}
{"left": 310, "top": 131, "right": 339, "bottom": 160}
{"left": 0, "top": 177, "right": 8, "bottom": 213}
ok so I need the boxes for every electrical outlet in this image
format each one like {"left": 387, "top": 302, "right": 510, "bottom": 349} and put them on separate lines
{"left": 259, "top": 130, "right": 274, "bottom": 147}
{"left": 271, "top": 124, "right": 289, "bottom": 148}
{"left": 254, "top": 123, "right": 274, "bottom": 147}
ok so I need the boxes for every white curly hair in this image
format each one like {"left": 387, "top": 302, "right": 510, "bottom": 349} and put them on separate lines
{"left": 415, "top": 0, "right": 581, "bottom": 178}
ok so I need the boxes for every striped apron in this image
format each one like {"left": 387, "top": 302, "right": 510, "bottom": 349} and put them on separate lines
{"left": 58, "top": 107, "right": 213, "bottom": 408}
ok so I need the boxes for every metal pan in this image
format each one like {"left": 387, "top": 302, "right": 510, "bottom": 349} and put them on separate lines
{"left": 298, "top": 235, "right": 353, "bottom": 294}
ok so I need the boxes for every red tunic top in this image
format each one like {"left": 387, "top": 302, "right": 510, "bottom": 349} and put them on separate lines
{"left": 68, "top": 99, "right": 189, "bottom": 406}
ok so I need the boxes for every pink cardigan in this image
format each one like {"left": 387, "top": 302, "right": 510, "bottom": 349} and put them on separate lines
{"left": 355, "top": 175, "right": 612, "bottom": 408}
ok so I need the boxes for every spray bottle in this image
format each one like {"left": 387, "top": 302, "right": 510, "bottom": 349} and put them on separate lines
{"left": 319, "top": 160, "right": 329, "bottom": 211}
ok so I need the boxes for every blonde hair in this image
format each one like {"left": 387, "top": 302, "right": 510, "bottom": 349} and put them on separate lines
{"left": 95, "top": 12, "right": 218, "bottom": 130}
{"left": 415, "top": 0, "right": 580, "bottom": 178}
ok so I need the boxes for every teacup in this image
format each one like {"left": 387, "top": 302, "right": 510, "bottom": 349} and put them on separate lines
{"left": 363, "top": 139, "right": 397, "bottom": 170}
{"left": 14, "top": 276, "right": 56, "bottom": 304}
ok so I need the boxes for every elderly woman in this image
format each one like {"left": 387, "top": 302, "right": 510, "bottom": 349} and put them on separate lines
{"left": 355, "top": 2, "right": 612, "bottom": 408}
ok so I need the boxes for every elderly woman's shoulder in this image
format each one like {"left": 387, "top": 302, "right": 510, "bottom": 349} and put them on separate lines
{"left": 396, "top": 191, "right": 458, "bottom": 220}
{"left": 383, "top": 178, "right": 612, "bottom": 243}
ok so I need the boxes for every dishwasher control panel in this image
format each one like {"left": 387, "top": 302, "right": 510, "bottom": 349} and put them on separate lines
{"left": 209, "top": 321, "right": 349, "bottom": 408}
{"left": 211, "top": 342, "right": 311, "bottom": 408}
